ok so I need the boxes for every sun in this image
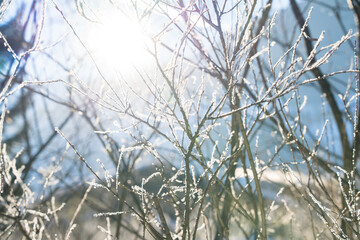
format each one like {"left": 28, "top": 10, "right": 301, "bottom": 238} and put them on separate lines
{"left": 87, "top": 12, "right": 151, "bottom": 72}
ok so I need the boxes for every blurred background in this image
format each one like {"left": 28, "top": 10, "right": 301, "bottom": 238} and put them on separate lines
{"left": 0, "top": 0, "right": 359, "bottom": 239}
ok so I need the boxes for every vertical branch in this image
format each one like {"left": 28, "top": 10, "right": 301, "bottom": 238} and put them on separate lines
{"left": 238, "top": 110, "right": 267, "bottom": 240}
{"left": 349, "top": 0, "right": 360, "bottom": 165}
{"left": 290, "top": 1, "right": 352, "bottom": 235}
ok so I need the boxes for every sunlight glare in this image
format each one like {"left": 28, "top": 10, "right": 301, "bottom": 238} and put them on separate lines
{"left": 88, "top": 13, "right": 151, "bottom": 72}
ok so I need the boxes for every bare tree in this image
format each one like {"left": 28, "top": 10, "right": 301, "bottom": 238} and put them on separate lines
{"left": 1, "top": 0, "right": 360, "bottom": 239}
